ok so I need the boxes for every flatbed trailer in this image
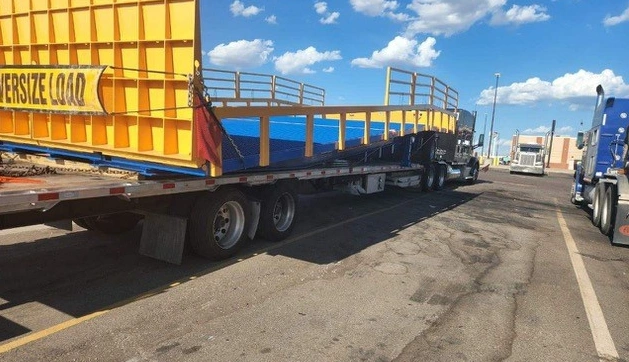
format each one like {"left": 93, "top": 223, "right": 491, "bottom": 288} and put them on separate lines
{"left": 1, "top": 137, "right": 426, "bottom": 264}
{"left": 0, "top": 0, "right": 480, "bottom": 264}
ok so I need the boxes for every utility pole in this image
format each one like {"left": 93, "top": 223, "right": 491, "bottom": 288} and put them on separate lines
{"left": 487, "top": 73, "right": 500, "bottom": 160}
{"left": 546, "top": 119, "right": 556, "bottom": 168}
{"left": 481, "top": 113, "right": 487, "bottom": 157}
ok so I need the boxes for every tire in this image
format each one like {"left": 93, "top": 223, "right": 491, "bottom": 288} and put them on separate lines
{"left": 422, "top": 163, "right": 436, "bottom": 191}
{"left": 76, "top": 212, "right": 142, "bottom": 234}
{"left": 569, "top": 183, "right": 580, "bottom": 205}
{"left": 467, "top": 164, "right": 479, "bottom": 185}
{"left": 189, "top": 188, "right": 250, "bottom": 260}
{"left": 433, "top": 164, "right": 446, "bottom": 190}
{"left": 592, "top": 182, "right": 604, "bottom": 227}
{"left": 258, "top": 184, "right": 299, "bottom": 241}
{"left": 600, "top": 185, "right": 617, "bottom": 236}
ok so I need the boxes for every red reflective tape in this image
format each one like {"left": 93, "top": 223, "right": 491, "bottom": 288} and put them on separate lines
{"left": 239, "top": 176, "right": 248, "bottom": 182}
{"left": 321, "top": 171, "right": 326, "bottom": 175}
{"left": 38, "top": 193, "right": 59, "bottom": 201}
{"left": 163, "top": 183, "right": 176, "bottom": 189}
{"left": 266, "top": 175, "right": 274, "bottom": 180}
{"left": 109, "top": 187, "right": 125, "bottom": 194}
{"left": 206, "top": 179, "right": 216, "bottom": 185}
{"left": 306, "top": 172, "right": 312, "bottom": 176}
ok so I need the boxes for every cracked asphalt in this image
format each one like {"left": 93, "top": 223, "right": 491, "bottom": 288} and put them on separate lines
{"left": 1, "top": 169, "right": 629, "bottom": 361}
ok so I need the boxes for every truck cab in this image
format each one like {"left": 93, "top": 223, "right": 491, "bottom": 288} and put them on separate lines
{"left": 510, "top": 143, "right": 545, "bottom": 175}
{"left": 571, "top": 84, "right": 629, "bottom": 242}
{"left": 579, "top": 85, "right": 628, "bottom": 184}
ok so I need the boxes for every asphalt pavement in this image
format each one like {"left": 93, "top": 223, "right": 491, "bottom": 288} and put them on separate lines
{"left": 1, "top": 169, "right": 627, "bottom": 361}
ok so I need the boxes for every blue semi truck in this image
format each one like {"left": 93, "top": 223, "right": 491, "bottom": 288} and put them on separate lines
{"left": 571, "top": 85, "right": 629, "bottom": 242}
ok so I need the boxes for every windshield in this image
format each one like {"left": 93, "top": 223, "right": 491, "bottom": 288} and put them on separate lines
{"left": 519, "top": 146, "right": 542, "bottom": 153}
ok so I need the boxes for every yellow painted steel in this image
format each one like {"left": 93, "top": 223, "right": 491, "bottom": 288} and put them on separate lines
{"left": 305, "top": 114, "right": 314, "bottom": 157}
{"left": 0, "top": 2, "right": 462, "bottom": 175}
{"left": 324, "top": 109, "right": 456, "bottom": 133}
{"left": 0, "top": 0, "right": 201, "bottom": 169}
{"left": 259, "top": 116, "right": 270, "bottom": 166}
{"left": 338, "top": 113, "right": 346, "bottom": 151}
{"left": 363, "top": 112, "right": 371, "bottom": 145}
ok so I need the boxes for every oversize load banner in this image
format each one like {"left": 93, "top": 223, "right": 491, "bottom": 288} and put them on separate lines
{"left": 0, "top": 65, "right": 106, "bottom": 114}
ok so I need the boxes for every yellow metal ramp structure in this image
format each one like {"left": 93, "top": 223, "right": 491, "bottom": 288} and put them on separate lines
{"left": 0, "top": 1, "right": 459, "bottom": 178}
{"left": 0, "top": 0, "right": 201, "bottom": 170}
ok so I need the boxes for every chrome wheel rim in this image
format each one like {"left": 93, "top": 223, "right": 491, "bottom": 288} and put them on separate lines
{"left": 272, "top": 193, "right": 296, "bottom": 232}
{"left": 213, "top": 201, "right": 246, "bottom": 249}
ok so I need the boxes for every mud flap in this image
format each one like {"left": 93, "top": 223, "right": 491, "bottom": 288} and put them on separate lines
{"left": 612, "top": 200, "right": 629, "bottom": 245}
{"left": 139, "top": 213, "right": 188, "bottom": 264}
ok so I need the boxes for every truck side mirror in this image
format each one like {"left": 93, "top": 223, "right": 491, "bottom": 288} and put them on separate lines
{"left": 576, "top": 131, "right": 584, "bottom": 150}
{"left": 477, "top": 134, "right": 484, "bottom": 147}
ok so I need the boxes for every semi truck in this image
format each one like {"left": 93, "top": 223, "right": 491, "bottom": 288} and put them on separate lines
{"left": 509, "top": 131, "right": 546, "bottom": 175}
{"left": 571, "top": 85, "right": 629, "bottom": 243}
{"left": 0, "top": 0, "right": 482, "bottom": 264}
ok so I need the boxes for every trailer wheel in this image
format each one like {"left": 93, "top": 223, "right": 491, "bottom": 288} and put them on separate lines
{"left": 592, "top": 182, "right": 605, "bottom": 227}
{"left": 600, "top": 185, "right": 617, "bottom": 236}
{"left": 422, "top": 164, "right": 436, "bottom": 191}
{"left": 258, "top": 184, "right": 298, "bottom": 241}
{"left": 189, "top": 188, "right": 250, "bottom": 260}
{"left": 433, "top": 164, "right": 446, "bottom": 190}
{"left": 467, "top": 164, "right": 479, "bottom": 185}
{"left": 76, "top": 213, "right": 142, "bottom": 234}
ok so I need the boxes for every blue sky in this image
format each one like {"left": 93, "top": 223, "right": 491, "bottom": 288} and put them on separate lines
{"left": 202, "top": 0, "right": 629, "bottom": 155}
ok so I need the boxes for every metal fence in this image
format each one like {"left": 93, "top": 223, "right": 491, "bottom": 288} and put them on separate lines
{"left": 203, "top": 68, "right": 326, "bottom": 107}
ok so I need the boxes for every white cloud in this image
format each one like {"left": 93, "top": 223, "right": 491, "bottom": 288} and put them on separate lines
{"left": 403, "top": 0, "right": 550, "bottom": 37}
{"left": 323, "top": 66, "right": 335, "bottom": 73}
{"left": 477, "top": 69, "right": 629, "bottom": 108}
{"left": 265, "top": 15, "right": 277, "bottom": 24}
{"left": 405, "top": 0, "right": 502, "bottom": 37}
{"left": 386, "top": 12, "right": 411, "bottom": 22}
{"left": 603, "top": 6, "right": 629, "bottom": 26}
{"left": 351, "top": 36, "right": 440, "bottom": 68}
{"left": 274, "top": 47, "right": 342, "bottom": 75}
{"left": 320, "top": 12, "right": 340, "bottom": 24}
{"left": 558, "top": 126, "right": 573, "bottom": 134}
{"left": 230, "top": 0, "right": 263, "bottom": 17}
{"left": 522, "top": 126, "right": 550, "bottom": 134}
{"left": 350, "top": 0, "right": 399, "bottom": 16}
{"left": 519, "top": 126, "right": 573, "bottom": 135}
{"left": 491, "top": 4, "right": 550, "bottom": 25}
{"left": 208, "top": 39, "right": 274, "bottom": 69}
{"left": 315, "top": 2, "right": 340, "bottom": 24}
{"left": 315, "top": 2, "right": 328, "bottom": 15}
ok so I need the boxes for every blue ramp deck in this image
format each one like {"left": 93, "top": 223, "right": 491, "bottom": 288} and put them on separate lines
{"left": 221, "top": 116, "right": 416, "bottom": 172}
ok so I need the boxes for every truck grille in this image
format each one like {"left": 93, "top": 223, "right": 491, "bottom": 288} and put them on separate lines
{"left": 520, "top": 154, "right": 536, "bottom": 166}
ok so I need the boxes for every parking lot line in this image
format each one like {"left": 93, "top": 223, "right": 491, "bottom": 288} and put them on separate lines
{"left": 555, "top": 203, "right": 619, "bottom": 361}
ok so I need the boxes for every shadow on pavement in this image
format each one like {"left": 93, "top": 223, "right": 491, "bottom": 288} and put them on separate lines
{"left": 0, "top": 185, "right": 479, "bottom": 342}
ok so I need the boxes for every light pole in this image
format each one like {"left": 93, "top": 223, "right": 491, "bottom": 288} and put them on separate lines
{"left": 487, "top": 73, "right": 500, "bottom": 160}
{"left": 481, "top": 113, "right": 487, "bottom": 157}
